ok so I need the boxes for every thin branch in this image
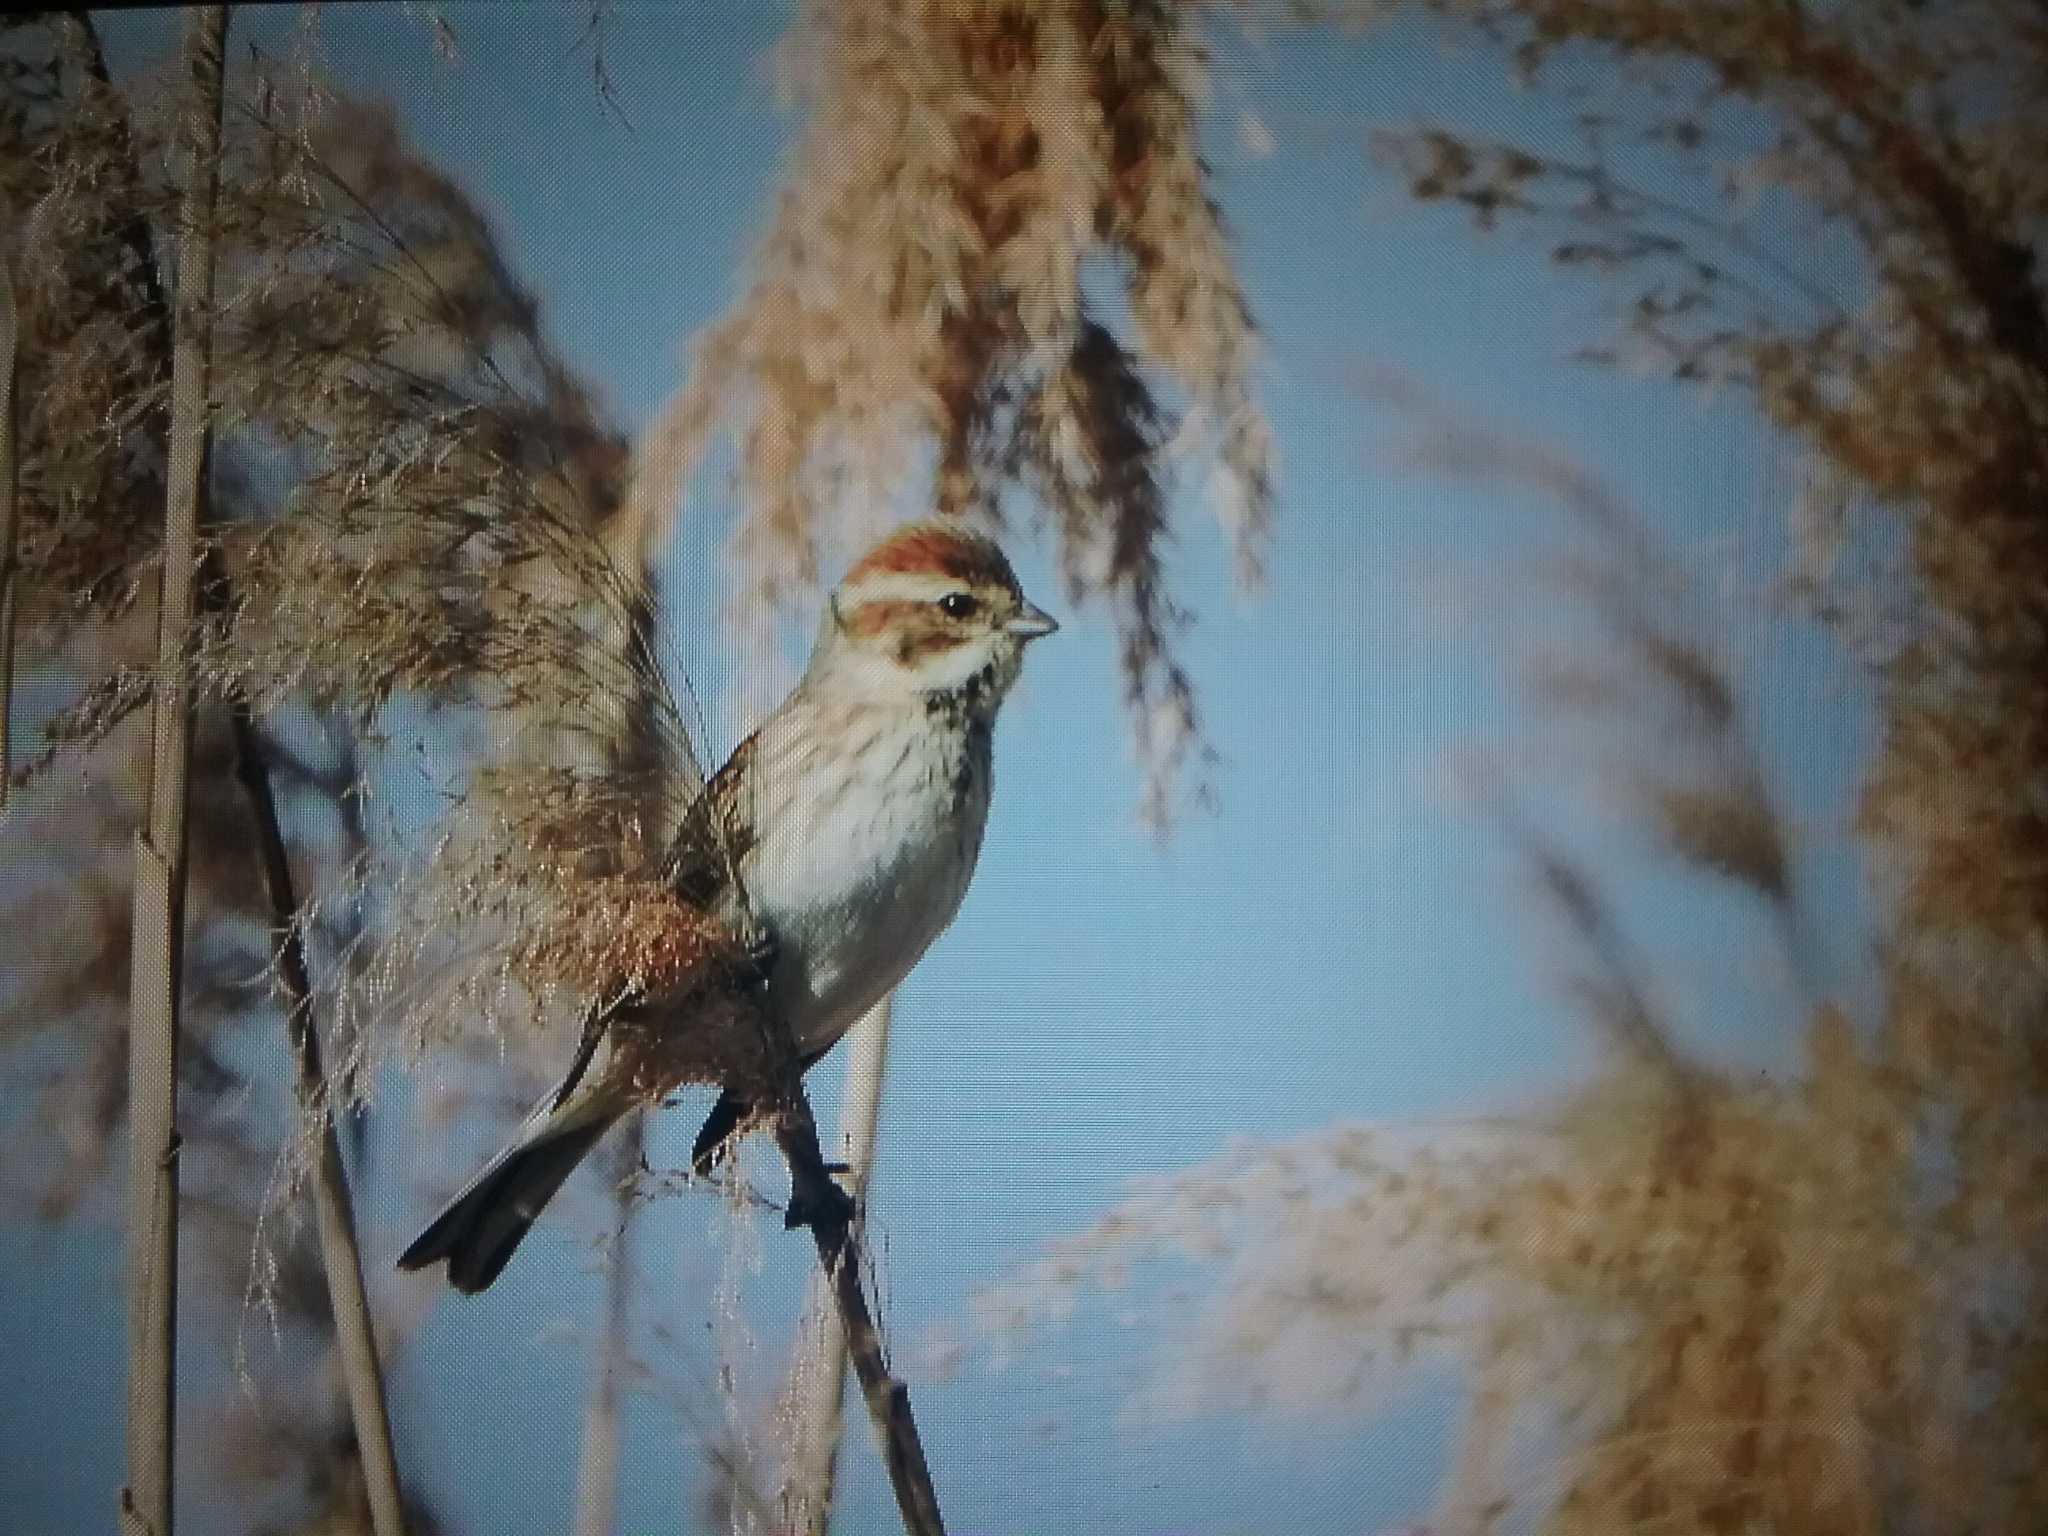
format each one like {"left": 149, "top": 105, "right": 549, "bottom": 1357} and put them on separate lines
{"left": 714, "top": 912, "right": 946, "bottom": 1535}
{"left": 717, "top": 904, "right": 944, "bottom": 1536}
{"left": 786, "top": 994, "right": 896, "bottom": 1534}
{"left": 566, "top": 0, "right": 633, "bottom": 132}
{"left": 573, "top": 1111, "right": 645, "bottom": 1536}
{"left": 770, "top": 1077, "right": 946, "bottom": 1536}
{"left": 226, "top": 681, "right": 408, "bottom": 1536}
{"left": 124, "top": 13, "right": 227, "bottom": 1536}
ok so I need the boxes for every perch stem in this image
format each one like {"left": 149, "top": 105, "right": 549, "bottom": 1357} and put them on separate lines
{"left": 227, "top": 688, "right": 408, "bottom": 1536}
{"left": 736, "top": 951, "right": 942, "bottom": 1536}
{"left": 770, "top": 1093, "right": 947, "bottom": 1536}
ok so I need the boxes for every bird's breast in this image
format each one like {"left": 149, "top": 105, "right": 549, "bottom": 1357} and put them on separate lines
{"left": 733, "top": 709, "right": 990, "bottom": 1056}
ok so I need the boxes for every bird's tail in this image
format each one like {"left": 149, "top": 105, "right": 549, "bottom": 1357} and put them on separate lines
{"left": 398, "top": 1093, "right": 620, "bottom": 1295}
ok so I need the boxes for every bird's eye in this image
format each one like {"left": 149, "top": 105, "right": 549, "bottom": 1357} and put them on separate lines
{"left": 937, "top": 592, "right": 979, "bottom": 619}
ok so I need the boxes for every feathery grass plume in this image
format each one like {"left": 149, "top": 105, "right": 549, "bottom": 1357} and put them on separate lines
{"left": 0, "top": 17, "right": 324, "bottom": 1202}
{"left": 167, "top": 69, "right": 748, "bottom": 1106}
{"left": 4, "top": 22, "right": 423, "bottom": 1533}
{"left": 1370, "top": 372, "right": 1811, "bottom": 975}
{"left": 959, "top": 804, "right": 1929, "bottom": 1531}
{"left": 128, "top": 64, "right": 754, "bottom": 1110}
{"left": 174, "top": 103, "right": 854, "bottom": 1536}
{"left": 1353, "top": 1, "right": 2048, "bottom": 1520}
{"left": 627, "top": 0, "right": 1271, "bottom": 826}
{"left": 1, "top": 17, "right": 720, "bottom": 1529}
{"left": 955, "top": 377, "right": 2025, "bottom": 1530}
{"left": 616, "top": 7, "right": 1271, "bottom": 1515}
{"left": 968, "top": 1020, "right": 1921, "bottom": 1535}
{"left": 0, "top": 18, "right": 173, "bottom": 625}
{"left": 1354, "top": 0, "right": 2048, "bottom": 976}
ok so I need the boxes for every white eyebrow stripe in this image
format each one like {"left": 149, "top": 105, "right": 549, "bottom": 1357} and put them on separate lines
{"left": 839, "top": 571, "right": 973, "bottom": 605}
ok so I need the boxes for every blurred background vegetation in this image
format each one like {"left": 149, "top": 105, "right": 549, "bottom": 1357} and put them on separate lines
{"left": 2, "top": 2, "right": 2043, "bottom": 1533}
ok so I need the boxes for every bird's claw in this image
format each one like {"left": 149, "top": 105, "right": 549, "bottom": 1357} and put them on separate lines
{"left": 783, "top": 1166, "right": 857, "bottom": 1232}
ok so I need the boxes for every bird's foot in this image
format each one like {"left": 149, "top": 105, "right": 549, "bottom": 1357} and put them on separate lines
{"left": 783, "top": 1164, "right": 857, "bottom": 1232}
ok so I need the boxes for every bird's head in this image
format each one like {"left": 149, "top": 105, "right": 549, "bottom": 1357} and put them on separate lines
{"left": 806, "top": 521, "right": 1058, "bottom": 709}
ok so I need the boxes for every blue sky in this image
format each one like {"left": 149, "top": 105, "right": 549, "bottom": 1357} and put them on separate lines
{"left": 3, "top": 6, "right": 1879, "bottom": 1534}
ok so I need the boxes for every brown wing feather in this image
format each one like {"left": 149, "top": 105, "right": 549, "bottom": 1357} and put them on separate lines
{"left": 662, "top": 729, "right": 759, "bottom": 912}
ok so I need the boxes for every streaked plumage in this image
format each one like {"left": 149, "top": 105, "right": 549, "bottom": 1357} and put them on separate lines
{"left": 400, "top": 520, "right": 1056, "bottom": 1292}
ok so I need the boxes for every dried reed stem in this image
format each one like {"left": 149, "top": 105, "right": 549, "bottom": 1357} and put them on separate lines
{"left": 771, "top": 1094, "right": 945, "bottom": 1536}
{"left": 786, "top": 994, "right": 895, "bottom": 1534}
{"left": 123, "top": 12, "right": 226, "bottom": 1535}
{"left": 573, "top": 1111, "right": 646, "bottom": 1536}
{"left": 227, "top": 685, "right": 408, "bottom": 1536}
{"left": 755, "top": 987, "right": 942, "bottom": 1536}
{"left": 68, "top": 15, "right": 410, "bottom": 1524}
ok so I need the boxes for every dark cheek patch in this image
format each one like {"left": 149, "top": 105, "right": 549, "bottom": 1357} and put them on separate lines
{"left": 897, "top": 627, "right": 971, "bottom": 665}
{"left": 842, "top": 600, "right": 971, "bottom": 666}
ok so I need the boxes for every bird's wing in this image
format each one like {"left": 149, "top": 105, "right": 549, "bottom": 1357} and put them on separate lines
{"left": 661, "top": 727, "right": 761, "bottom": 915}
{"left": 521, "top": 731, "right": 760, "bottom": 1106}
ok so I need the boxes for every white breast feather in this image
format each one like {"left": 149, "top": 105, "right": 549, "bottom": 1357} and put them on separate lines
{"left": 731, "top": 700, "right": 990, "bottom": 1056}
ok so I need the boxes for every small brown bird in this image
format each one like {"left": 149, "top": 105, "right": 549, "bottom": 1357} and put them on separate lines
{"left": 399, "top": 520, "right": 1057, "bottom": 1292}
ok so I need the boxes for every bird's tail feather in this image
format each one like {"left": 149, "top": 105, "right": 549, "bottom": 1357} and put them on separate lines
{"left": 398, "top": 1099, "right": 619, "bottom": 1294}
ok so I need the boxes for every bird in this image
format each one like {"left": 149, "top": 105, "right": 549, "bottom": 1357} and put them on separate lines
{"left": 398, "top": 519, "right": 1058, "bottom": 1293}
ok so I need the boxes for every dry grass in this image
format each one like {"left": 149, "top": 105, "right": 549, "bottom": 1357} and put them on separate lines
{"left": 0, "top": 20, "right": 736, "bottom": 1531}
{"left": 4, "top": 8, "right": 1282, "bottom": 1523}
{"left": 0, "top": 10, "right": 714, "bottom": 1165}
{"left": 972, "top": 1027, "right": 1920, "bottom": 1533}
{"left": 960, "top": 4, "right": 2048, "bottom": 1527}
{"left": 1361, "top": 6, "right": 2048, "bottom": 1523}
{"left": 627, "top": 0, "right": 1272, "bottom": 826}
{"left": 964, "top": 333, "right": 2040, "bottom": 1530}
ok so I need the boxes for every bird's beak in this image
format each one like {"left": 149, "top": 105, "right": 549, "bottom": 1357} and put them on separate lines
{"left": 1005, "top": 601, "right": 1059, "bottom": 640}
